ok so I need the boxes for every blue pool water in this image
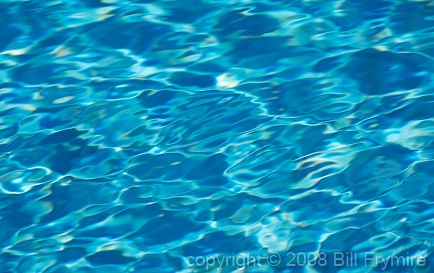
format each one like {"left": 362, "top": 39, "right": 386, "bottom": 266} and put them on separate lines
{"left": 1, "top": 0, "right": 434, "bottom": 272}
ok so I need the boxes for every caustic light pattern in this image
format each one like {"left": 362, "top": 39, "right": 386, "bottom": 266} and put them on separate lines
{"left": 1, "top": 0, "right": 434, "bottom": 272}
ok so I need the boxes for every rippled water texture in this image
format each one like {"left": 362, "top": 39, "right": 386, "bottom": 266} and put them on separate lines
{"left": 1, "top": 0, "right": 434, "bottom": 272}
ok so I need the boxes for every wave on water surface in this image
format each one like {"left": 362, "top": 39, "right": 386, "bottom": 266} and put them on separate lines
{"left": 1, "top": 0, "right": 434, "bottom": 272}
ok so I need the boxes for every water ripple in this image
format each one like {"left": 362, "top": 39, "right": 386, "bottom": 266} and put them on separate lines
{"left": 1, "top": 0, "right": 434, "bottom": 272}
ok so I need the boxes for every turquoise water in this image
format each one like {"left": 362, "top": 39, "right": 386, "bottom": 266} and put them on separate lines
{"left": 1, "top": 0, "right": 434, "bottom": 272}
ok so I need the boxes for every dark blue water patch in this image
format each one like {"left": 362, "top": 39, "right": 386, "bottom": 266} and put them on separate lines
{"left": 7, "top": 237, "right": 36, "bottom": 254}
{"left": 12, "top": 63, "right": 80, "bottom": 85}
{"left": 237, "top": 79, "right": 351, "bottom": 120}
{"left": 125, "top": 125, "right": 152, "bottom": 138}
{"left": 160, "top": 0, "right": 217, "bottom": 23}
{"left": 418, "top": 43, "right": 434, "bottom": 57}
{"left": 135, "top": 253, "right": 184, "bottom": 273}
{"left": 78, "top": 222, "right": 143, "bottom": 239}
{"left": 76, "top": 205, "right": 126, "bottom": 228}
{"left": 229, "top": 37, "right": 289, "bottom": 60}
{"left": 10, "top": 146, "right": 53, "bottom": 168}
{"left": 0, "top": 252, "right": 21, "bottom": 273}
{"left": 118, "top": 186, "right": 156, "bottom": 205}
{"left": 386, "top": 100, "right": 434, "bottom": 122}
{"left": 87, "top": 19, "right": 172, "bottom": 54}
{"left": 338, "top": 0, "right": 395, "bottom": 22}
{"left": 0, "top": 87, "right": 21, "bottom": 103}
{"left": 170, "top": 71, "right": 215, "bottom": 88}
{"left": 38, "top": 113, "right": 79, "bottom": 129}
{"left": 83, "top": 0, "right": 113, "bottom": 8}
{"left": 243, "top": 2, "right": 277, "bottom": 12}
{"left": 87, "top": 250, "right": 136, "bottom": 265}
{"left": 40, "top": 128, "right": 85, "bottom": 145}
{"left": 140, "top": 213, "right": 203, "bottom": 244}
{"left": 44, "top": 264, "right": 71, "bottom": 273}
{"left": 188, "top": 61, "right": 227, "bottom": 73}
{"left": 210, "top": 193, "right": 273, "bottom": 220}
{"left": 35, "top": 29, "right": 75, "bottom": 50}
{"left": 127, "top": 153, "right": 228, "bottom": 185}
{"left": 344, "top": 144, "right": 414, "bottom": 186}
{"left": 390, "top": 2, "right": 434, "bottom": 34}
{"left": 313, "top": 55, "right": 343, "bottom": 72}
{"left": 40, "top": 182, "right": 118, "bottom": 222}
{"left": 413, "top": 161, "right": 434, "bottom": 177}
{"left": 57, "top": 247, "right": 88, "bottom": 263}
{"left": 344, "top": 49, "right": 431, "bottom": 95}
{"left": 14, "top": 2, "right": 51, "bottom": 35}
{"left": 0, "top": 25, "right": 23, "bottom": 52}
{"left": 389, "top": 172, "right": 434, "bottom": 204}
{"left": 322, "top": 228, "right": 371, "bottom": 251}
{"left": 191, "top": 208, "right": 213, "bottom": 223}
{"left": 181, "top": 231, "right": 254, "bottom": 256}
{"left": 326, "top": 15, "right": 360, "bottom": 31}
{"left": 283, "top": 191, "right": 356, "bottom": 221}
{"left": 218, "top": 107, "right": 267, "bottom": 125}
{"left": 90, "top": 79, "right": 165, "bottom": 99}
{"left": 379, "top": 92, "right": 411, "bottom": 109}
{"left": 10, "top": 128, "right": 127, "bottom": 175}
{"left": 127, "top": 153, "right": 187, "bottom": 180}
{"left": 213, "top": 12, "right": 280, "bottom": 41}
{"left": 156, "top": 32, "right": 201, "bottom": 50}
{"left": 185, "top": 153, "right": 227, "bottom": 178}
{"left": 137, "top": 90, "right": 177, "bottom": 108}
{"left": 0, "top": 123, "right": 19, "bottom": 140}
{"left": 46, "top": 148, "right": 94, "bottom": 174}
{"left": 0, "top": 201, "right": 37, "bottom": 239}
